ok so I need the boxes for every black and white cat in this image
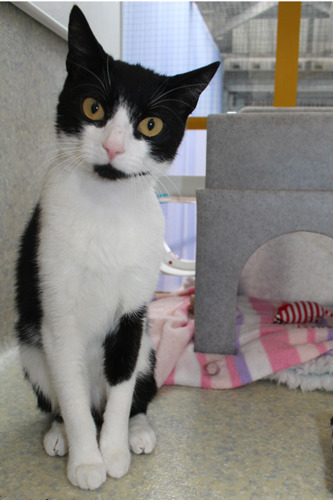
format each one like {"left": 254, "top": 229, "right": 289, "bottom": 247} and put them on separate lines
{"left": 15, "top": 5, "right": 219, "bottom": 491}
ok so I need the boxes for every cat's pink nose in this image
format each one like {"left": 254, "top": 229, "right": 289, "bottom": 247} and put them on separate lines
{"left": 103, "top": 143, "right": 125, "bottom": 162}
{"left": 103, "top": 128, "right": 125, "bottom": 162}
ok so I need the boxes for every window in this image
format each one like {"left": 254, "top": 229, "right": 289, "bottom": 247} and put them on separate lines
{"left": 297, "top": 2, "right": 333, "bottom": 107}
{"left": 123, "top": 1, "right": 333, "bottom": 290}
{"left": 123, "top": 2, "right": 222, "bottom": 290}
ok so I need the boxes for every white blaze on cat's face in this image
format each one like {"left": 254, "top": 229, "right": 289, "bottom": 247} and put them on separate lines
{"left": 58, "top": 105, "right": 171, "bottom": 180}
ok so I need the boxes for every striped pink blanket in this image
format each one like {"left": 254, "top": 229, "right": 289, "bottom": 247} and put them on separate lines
{"left": 149, "top": 287, "right": 333, "bottom": 390}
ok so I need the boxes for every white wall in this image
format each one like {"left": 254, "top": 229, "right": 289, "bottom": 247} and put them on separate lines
{"left": 13, "top": 2, "right": 122, "bottom": 59}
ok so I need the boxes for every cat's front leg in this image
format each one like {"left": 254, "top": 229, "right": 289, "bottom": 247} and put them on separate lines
{"left": 100, "top": 379, "right": 136, "bottom": 478}
{"left": 100, "top": 309, "right": 145, "bottom": 478}
{"left": 42, "top": 326, "right": 106, "bottom": 490}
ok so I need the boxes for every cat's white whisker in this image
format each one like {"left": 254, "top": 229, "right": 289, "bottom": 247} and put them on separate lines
{"left": 106, "top": 56, "right": 112, "bottom": 91}
{"left": 149, "top": 82, "right": 206, "bottom": 107}
{"left": 67, "top": 60, "right": 109, "bottom": 100}
{"left": 156, "top": 175, "right": 184, "bottom": 203}
{"left": 71, "top": 82, "right": 108, "bottom": 97}
{"left": 149, "top": 104, "right": 185, "bottom": 127}
{"left": 148, "top": 80, "right": 168, "bottom": 105}
{"left": 151, "top": 97, "right": 188, "bottom": 107}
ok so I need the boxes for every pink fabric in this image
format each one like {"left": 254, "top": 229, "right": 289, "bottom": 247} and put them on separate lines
{"left": 149, "top": 289, "right": 333, "bottom": 389}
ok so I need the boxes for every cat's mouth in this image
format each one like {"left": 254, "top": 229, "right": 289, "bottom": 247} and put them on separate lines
{"left": 93, "top": 164, "right": 149, "bottom": 181}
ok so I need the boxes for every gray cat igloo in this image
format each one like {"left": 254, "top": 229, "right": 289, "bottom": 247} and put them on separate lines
{"left": 195, "top": 110, "right": 333, "bottom": 354}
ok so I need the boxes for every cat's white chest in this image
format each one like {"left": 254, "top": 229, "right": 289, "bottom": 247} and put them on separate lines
{"left": 40, "top": 168, "right": 165, "bottom": 334}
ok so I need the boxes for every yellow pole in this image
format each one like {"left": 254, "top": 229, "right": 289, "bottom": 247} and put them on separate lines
{"left": 274, "top": 2, "right": 302, "bottom": 107}
{"left": 186, "top": 117, "right": 207, "bottom": 130}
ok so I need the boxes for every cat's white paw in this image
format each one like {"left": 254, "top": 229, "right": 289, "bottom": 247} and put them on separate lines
{"left": 43, "top": 421, "right": 68, "bottom": 457}
{"left": 67, "top": 460, "right": 106, "bottom": 490}
{"left": 101, "top": 447, "right": 131, "bottom": 479}
{"left": 129, "top": 413, "right": 156, "bottom": 455}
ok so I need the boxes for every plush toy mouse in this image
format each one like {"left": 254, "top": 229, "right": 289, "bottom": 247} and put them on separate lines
{"left": 274, "top": 301, "right": 333, "bottom": 325}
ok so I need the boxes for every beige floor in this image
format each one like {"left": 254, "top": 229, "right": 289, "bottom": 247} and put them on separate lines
{"left": 1, "top": 344, "right": 332, "bottom": 500}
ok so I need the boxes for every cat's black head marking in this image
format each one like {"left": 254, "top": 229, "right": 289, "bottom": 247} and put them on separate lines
{"left": 56, "top": 5, "right": 220, "bottom": 179}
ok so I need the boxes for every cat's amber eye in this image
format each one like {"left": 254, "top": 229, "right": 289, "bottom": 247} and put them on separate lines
{"left": 82, "top": 98, "right": 105, "bottom": 121}
{"left": 138, "top": 117, "right": 164, "bottom": 137}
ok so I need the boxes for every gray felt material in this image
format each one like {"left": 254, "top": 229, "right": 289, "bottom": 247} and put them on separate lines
{"left": 195, "top": 112, "right": 333, "bottom": 354}
{"left": 206, "top": 112, "right": 333, "bottom": 191}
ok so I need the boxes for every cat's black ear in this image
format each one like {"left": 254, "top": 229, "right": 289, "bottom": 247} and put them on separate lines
{"left": 66, "top": 5, "right": 109, "bottom": 74}
{"left": 168, "top": 62, "right": 220, "bottom": 116}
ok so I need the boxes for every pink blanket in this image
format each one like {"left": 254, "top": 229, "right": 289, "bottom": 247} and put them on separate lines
{"left": 149, "top": 287, "right": 333, "bottom": 389}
